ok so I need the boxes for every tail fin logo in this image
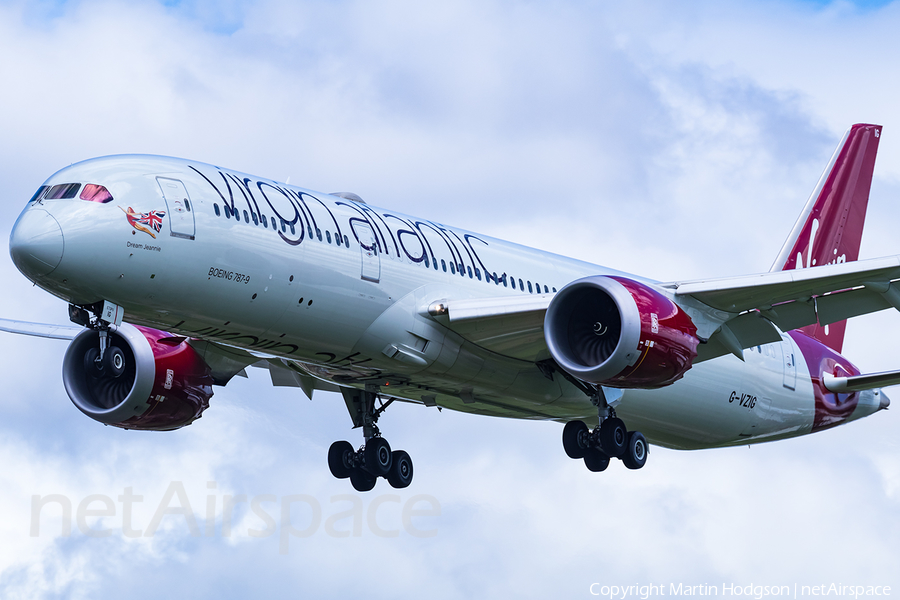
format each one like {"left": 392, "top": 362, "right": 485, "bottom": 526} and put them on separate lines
{"left": 793, "top": 218, "right": 846, "bottom": 271}
{"left": 774, "top": 123, "right": 882, "bottom": 353}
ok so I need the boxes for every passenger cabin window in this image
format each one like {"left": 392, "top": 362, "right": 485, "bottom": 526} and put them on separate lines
{"left": 467, "top": 266, "right": 473, "bottom": 278}
{"left": 326, "top": 231, "right": 332, "bottom": 244}
{"left": 243, "top": 210, "right": 250, "bottom": 223}
{"left": 450, "top": 263, "right": 456, "bottom": 274}
{"left": 475, "top": 268, "right": 481, "bottom": 280}
{"left": 441, "top": 260, "right": 447, "bottom": 272}
{"left": 528, "top": 282, "right": 533, "bottom": 293}
{"left": 214, "top": 204, "right": 221, "bottom": 216}
{"left": 80, "top": 184, "right": 113, "bottom": 203}
{"left": 271, "top": 217, "right": 277, "bottom": 229}
{"left": 224, "top": 205, "right": 232, "bottom": 218}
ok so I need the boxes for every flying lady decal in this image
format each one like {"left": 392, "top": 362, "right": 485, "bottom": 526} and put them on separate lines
{"left": 120, "top": 206, "right": 166, "bottom": 238}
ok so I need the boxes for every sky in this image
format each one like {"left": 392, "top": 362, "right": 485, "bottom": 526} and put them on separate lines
{"left": 1, "top": 0, "right": 900, "bottom": 598}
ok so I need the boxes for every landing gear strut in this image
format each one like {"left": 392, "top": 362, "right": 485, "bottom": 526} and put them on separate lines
{"left": 561, "top": 387, "right": 648, "bottom": 472}
{"left": 72, "top": 301, "right": 127, "bottom": 381}
{"left": 328, "top": 385, "right": 414, "bottom": 491}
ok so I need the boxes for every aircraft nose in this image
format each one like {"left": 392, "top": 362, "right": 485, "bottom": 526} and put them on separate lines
{"left": 9, "top": 208, "right": 64, "bottom": 278}
{"left": 879, "top": 390, "right": 891, "bottom": 410}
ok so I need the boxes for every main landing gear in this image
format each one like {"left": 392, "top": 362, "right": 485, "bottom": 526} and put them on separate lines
{"left": 561, "top": 388, "right": 648, "bottom": 472}
{"left": 328, "top": 385, "right": 414, "bottom": 492}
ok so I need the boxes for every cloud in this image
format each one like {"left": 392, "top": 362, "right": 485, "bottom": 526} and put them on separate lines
{"left": 1, "top": 0, "right": 899, "bottom": 598}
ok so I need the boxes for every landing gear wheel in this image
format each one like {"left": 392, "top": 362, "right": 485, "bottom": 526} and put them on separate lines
{"left": 583, "top": 448, "right": 610, "bottom": 472}
{"left": 364, "top": 437, "right": 392, "bottom": 477}
{"left": 622, "top": 431, "right": 648, "bottom": 470}
{"left": 562, "top": 420, "right": 590, "bottom": 459}
{"left": 349, "top": 467, "right": 377, "bottom": 492}
{"left": 599, "top": 417, "right": 627, "bottom": 457}
{"left": 328, "top": 441, "right": 355, "bottom": 479}
{"left": 387, "top": 450, "right": 414, "bottom": 489}
{"left": 103, "top": 345, "right": 126, "bottom": 378}
{"left": 83, "top": 347, "right": 103, "bottom": 377}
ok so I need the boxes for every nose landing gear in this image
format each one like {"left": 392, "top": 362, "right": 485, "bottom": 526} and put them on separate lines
{"left": 328, "top": 385, "right": 414, "bottom": 492}
{"left": 72, "top": 301, "right": 128, "bottom": 382}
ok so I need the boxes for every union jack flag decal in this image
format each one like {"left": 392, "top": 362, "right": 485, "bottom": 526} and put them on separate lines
{"left": 119, "top": 206, "right": 166, "bottom": 238}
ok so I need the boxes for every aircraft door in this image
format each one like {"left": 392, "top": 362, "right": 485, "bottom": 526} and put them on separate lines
{"left": 781, "top": 337, "right": 797, "bottom": 390}
{"left": 356, "top": 222, "right": 381, "bottom": 283}
{"left": 157, "top": 177, "right": 195, "bottom": 240}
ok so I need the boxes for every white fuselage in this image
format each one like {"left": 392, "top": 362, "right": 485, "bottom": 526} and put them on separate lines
{"left": 10, "top": 155, "right": 885, "bottom": 450}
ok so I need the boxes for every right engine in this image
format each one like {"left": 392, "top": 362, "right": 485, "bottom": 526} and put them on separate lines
{"left": 62, "top": 323, "right": 214, "bottom": 431}
{"left": 544, "top": 275, "right": 700, "bottom": 388}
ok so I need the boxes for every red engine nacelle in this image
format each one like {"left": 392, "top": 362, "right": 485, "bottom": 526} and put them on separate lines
{"left": 62, "top": 323, "right": 213, "bottom": 431}
{"left": 544, "top": 276, "right": 699, "bottom": 388}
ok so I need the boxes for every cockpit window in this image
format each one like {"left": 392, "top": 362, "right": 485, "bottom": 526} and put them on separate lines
{"left": 45, "top": 183, "right": 81, "bottom": 200}
{"left": 80, "top": 184, "right": 114, "bottom": 203}
{"left": 29, "top": 186, "right": 49, "bottom": 203}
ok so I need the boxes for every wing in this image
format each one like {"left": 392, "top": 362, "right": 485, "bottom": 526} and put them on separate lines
{"left": 427, "top": 293, "right": 553, "bottom": 361}
{"left": 0, "top": 317, "right": 342, "bottom": 397}
{"left": 0, "top": 318, "right": 83, "bottom": 340}
{"left": 431, "top": 255, "right": 900, "bottom": 366}
{"left": 665, "top": 254, "right": 900, "bottom": 360}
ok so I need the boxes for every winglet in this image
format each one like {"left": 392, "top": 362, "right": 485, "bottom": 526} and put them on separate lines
{"left": 771, "top": 123, "right": 882, "bottom": 352}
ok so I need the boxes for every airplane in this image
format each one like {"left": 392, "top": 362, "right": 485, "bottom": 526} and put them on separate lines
{"left": 4, "top": 123, "right": 898, "bottom": 492}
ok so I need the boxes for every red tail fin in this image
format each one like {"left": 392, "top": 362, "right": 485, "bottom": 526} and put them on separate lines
{"left": 771, "top": 123, "right": 882, "bottom": 353}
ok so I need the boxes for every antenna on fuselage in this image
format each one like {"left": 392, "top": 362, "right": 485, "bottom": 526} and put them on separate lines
{"left": 330, "top": 192, "right": 366, "bottom": 204}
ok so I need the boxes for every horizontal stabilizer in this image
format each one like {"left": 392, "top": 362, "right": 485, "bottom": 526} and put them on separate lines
{"left": 823, "top": 370, "right": 900, "bottom": 393}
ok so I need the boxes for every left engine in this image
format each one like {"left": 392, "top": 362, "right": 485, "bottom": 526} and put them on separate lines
{"left": 544, "top": 275, "right": 700, "bottom": 388}
{"left": 62, "top": 323, "right": 214, "bottom": 431}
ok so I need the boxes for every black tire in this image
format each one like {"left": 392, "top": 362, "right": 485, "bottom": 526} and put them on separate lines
{"left": 350, "top": 467, "right": 377, "bottom": 492}
{"left": 583, "top": 448, "right": 610, "bottom": 472}
{"left": 387, "top": 450, "right": 414, "bottom": 489}
{"left": 103, "top": 346, "right": 126, "bottom": 378}
{"left": 364, "top": 437, "right": 392, "bottom": 476}
{"left": 328, "top": 440, "right": 355, "bottom": 479}
{"left": 622, "top": 431, "right": 649, "bottom": 470}
{"left": 599, "top": 417, "right": 627, "bottom": 457}
{"left": 83, "top": 347, "right": 103, "bottom": 377}
{"left": 562, "top": 420, "right": 590, "bottom": 459}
